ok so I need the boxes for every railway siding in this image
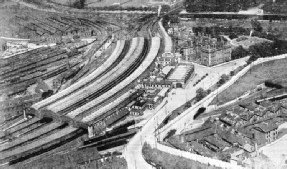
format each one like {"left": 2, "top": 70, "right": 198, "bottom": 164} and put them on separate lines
{"left": 4, "top": 118, "right": 39, "bottom": 136}
{"left": 46, "top": 38, "right": 142, "bottom": 113}
{"left": 0, "top": 123, "right": 61, "bottom": 152}
{"left": 32, "top": 40, "right": 125, "bottom": 110}
{"left": 0, "top": 127, "right": 77, "bottom": 161}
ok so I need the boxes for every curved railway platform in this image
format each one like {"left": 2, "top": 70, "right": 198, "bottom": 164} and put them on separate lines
{"left": 32, "top": 39, "right": 127, "bottom": 110}
{"left": 45, "top": 38, "right": 143, "bottom": 114}
{"left": 65, "top": 38, "right": 148, "bottom": 119}
{"left": 82, "top": 37, "right": 161, "bottom": 123}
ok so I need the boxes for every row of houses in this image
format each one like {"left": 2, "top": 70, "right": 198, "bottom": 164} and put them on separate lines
{"left": 172, "top": 98, "right": 287, "bottom": 164}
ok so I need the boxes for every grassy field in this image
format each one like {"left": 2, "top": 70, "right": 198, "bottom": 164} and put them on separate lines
{"left": 210, "top": 58, "right": 287, "bottom": 106}
{"left": 232, "top": 36, "right": 271, "bottom": 49}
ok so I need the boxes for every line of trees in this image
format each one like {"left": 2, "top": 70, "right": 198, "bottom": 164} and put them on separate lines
{"left": 185, "top": 0, "right": 263, "bottom": 13}
{"left": 247, "top": 39, "right": 287, "bottom": 63}
{"left": 185, "top": 0, "right": 287, "bottom": 14}
{"left": 193, "top": 26, "right": 251, "bottom": 39}
{"left": 231, "top": 38, "right": 287, "bottom": 63}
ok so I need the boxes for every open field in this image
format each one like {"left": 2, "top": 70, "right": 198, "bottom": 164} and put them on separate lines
{"left": 232, "top": 36, "right": 271, "bottom": 49}
{"left": 210, "top": 58, "right": 287, "bottom": 106}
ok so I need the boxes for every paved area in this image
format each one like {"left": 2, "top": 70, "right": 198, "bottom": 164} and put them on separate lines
{"left": 124, "top": 57, "right": 248, "bottom": 169}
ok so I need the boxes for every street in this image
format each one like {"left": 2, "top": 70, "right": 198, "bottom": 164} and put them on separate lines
{"left": 124, "top": 57, "right": 248, "bottom": 169}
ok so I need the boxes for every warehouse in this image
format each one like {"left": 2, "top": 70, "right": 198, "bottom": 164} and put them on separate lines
{"left": 167, "top": 63, "right": 194, "bottom": 88}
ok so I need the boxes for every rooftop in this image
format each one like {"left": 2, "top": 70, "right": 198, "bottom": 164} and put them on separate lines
{"left": 168, "top": 64, "right": 194, "bottom": 81}
{"left": 203, "top": 135, "right": 230, "bottom": 149}
{"left": 185, "top": 128, "right": 216, "bottom": 141}
{"left": 142, "top": 79, "right": 172, "bottom": 85}
{"left": 189, "top": 141, "right": 216, "bottom": 158}
{"left": 157, "top": 88, "right": 169, "bottom": 97}
{"left": 253, "top": 122, "right": 278, "bottom": 133}
{"left": 133, "top": 100, "right": 147, "bottom": 108}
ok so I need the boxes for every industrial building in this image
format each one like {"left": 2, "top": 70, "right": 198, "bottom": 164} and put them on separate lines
{"left": 167, "top": 63, "right": 194, "bottom": 88}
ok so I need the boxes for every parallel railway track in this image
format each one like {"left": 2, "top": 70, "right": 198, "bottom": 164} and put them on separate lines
{"left": 53, "top": 38, "right": 147, "bottom": 115}
{"left": 32, "top": 39, "right": 130, "bottom": 110}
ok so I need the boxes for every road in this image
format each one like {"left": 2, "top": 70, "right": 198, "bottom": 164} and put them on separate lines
{"left": 259, "top": 134, "right": 287, "bottom": 168}
{"left": 124, "top": 57, "right": 248, "bottom": 169}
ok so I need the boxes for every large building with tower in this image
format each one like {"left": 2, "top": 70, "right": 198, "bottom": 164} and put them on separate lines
{"left": 200, "top": 42, "right": 232, "bottom": 66}
{"left": 179, "top": 33, "right": 232, "bottom": 66}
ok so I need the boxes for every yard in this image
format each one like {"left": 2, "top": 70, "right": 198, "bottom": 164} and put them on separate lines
{"left": 210, "top": 58, "right": 287, "bottom": 106}
{"left": 260, "top": 135, "right": 287, "bottom": 168}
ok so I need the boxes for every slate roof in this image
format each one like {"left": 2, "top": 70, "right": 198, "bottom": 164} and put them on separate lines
{"left": 253, "top": 122, "right": 278, "bottom": 133}
{"left": 185, "top": 128, "right": 216, "bottom": 141}
{"left": 189, "top": 141, "right": 215, "bottom": 158}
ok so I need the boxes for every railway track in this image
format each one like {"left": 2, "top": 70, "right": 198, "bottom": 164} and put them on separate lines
{"left": 66, "top": 39, "right": 148, "bottom": 120}
{"left": 45, "top": 38, "right": 143, "bottom": 114}
{"left": 32, "top": 39, "right": 129, "bottom": 110}
{"left": 83, "top": 37, "right": 160, "bottom": 123}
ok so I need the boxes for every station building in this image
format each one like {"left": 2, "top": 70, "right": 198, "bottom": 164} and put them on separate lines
{"left": 167, "top": 63, "right": 194, "bottom": 88}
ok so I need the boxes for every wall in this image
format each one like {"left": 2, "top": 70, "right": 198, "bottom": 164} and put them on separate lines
{"left": 146, "top": 138, "right": 245, "bottom": 169}
{"left": 158, "top": 53, "right": 287, "bottom": 140}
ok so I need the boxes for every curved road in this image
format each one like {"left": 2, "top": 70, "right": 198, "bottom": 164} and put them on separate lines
{"left": 124, "top": 22, "right": 249, "bottom": 168}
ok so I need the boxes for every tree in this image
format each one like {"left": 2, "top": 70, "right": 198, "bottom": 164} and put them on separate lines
{"left": 248, "top": 44, "right": 261, "bottom": 57}
{"left": 247, "top": 55, "right": 258, "bottom": 64}
{"left": 217, "top": 74, "right": 229, "bottom": 86}
{"left": 218, "top": 153, "right": 231, "bottom": 162}
{"left": 229, "top": 32, "right": 238, "bottom": 39}
{"left": 71, "top": 0, "right": 86, "bottom": 9}
{"left": 231, "top": 45, "right": 248, "bottom": 60}
{"left": 164, "top": 129, "right": 177, "bottom": 141}
{"left": 195, "top": 88, "right": 208, "bottom": 101}
{"left": 251, "top": 19, "right": 263, "bottom": 32}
